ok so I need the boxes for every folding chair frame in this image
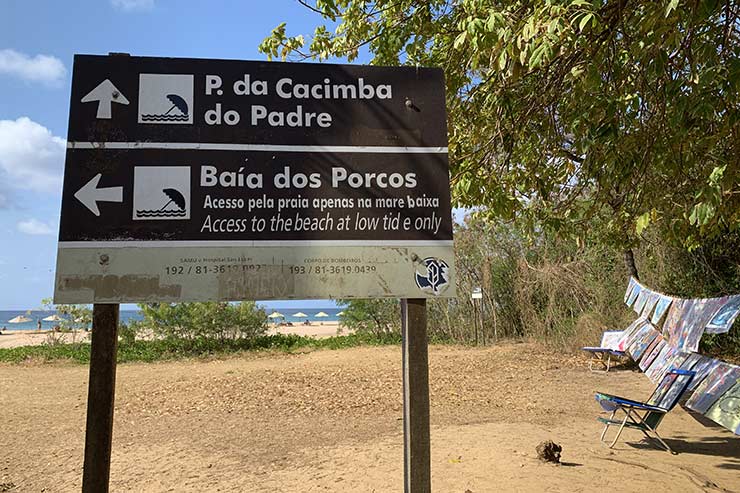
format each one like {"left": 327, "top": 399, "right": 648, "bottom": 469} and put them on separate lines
{"left": 585, "top": 349, "right": 626, "bottom": 372}
{"left": 595, "top": 369, "right": 695, "bottom": 454}
{"left": 598, "top": 400, "right": 675, "bottom": 454}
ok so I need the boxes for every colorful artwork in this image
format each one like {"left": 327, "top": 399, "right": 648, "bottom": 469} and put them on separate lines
{"left": 706, "top": 295, "right": 740, "bottom": 334}
{"left": 641, "top": 291, "right": 661, "bottom": 320}
{"left": 626, "top": 284, "right": 642, "bottom": 307}
{"left": 627, "top": 326, "right": 660, "bottom": 361}
{"left": 662, "top": 299, "right": 685, "bottom": 341}
{"left": 633, "top": 288, "right": 650, "bottom": 314}
{"left": 646, "top": 347, "right": 685, "bottom": 383}
{"left": 686, "top": 363, "right": 740, "bottom": 414}
{"left": 679, "top": 298, "right": 725, "bottom": 352}
{"left": 640, "top": 339, "right": 666, "bottom": 372}
{"left": 651, "top": 295, "right": 673, "bottom": 326}
{"left": 679, "top": 353, "right": 703, "bottom": 372}
{"left": 616, "top": 316, "right": 649, "bottom": 350}
{"left": 705, "top": 381, "right": 740, "bottom": 435}
{"left": 600, "top": 331, "right": 625, "bottom": 351}
{"left": 645, "top": 344, "right": 675, "bottom": 382}
{"left": 687, "top": 357, "right": 723, "bottom": 391}
{"left": 648, "top": 369, "right": 695, "bottom": 410}
{"left": 624, "top": 277, "right": 637, "bottom": 304}
{"left": 622, "top": 318, "right": 649, "bottom": 349}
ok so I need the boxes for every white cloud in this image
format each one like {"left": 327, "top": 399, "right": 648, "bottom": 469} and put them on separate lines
{"left": 17, "top": 218, "right": 55, "bottom": 235}
{"left": 111, "top": 0, "right": 155, "bottom": 11}
{"left": 0, "top": 49, "right": 66, "bottom": 84}
{"left": 0, "top": 117, "right": 65, "bottom": 196}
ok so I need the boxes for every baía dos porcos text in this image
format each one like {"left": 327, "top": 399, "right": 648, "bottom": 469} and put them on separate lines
{"left": 203, "top": 74, "right": 394, "bottom": 128}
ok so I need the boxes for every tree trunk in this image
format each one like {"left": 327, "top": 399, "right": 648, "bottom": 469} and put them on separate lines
{"left": 623, "top": 248, "right": 639, "bottom": 280}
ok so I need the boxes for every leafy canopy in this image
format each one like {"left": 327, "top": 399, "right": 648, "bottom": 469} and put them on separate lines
{"left": 261, "top": 0, "right": 740, "bottom": 249}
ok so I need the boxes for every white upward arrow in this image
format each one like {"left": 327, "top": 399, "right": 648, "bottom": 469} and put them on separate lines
{"left": 74, "top": 174, "right": 123, "bottom": 216}
{"left": 80, "top": 79, "right": 129, "bottom": 119}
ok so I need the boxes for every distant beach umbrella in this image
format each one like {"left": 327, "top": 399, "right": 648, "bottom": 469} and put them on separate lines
{"left": 315, "top": 312, "right": 329, "bottom": 318}
{"left": 336, "top": 311, "right": 344, "bottom": 316}
{"left": 267, "top": 311, "right": 284, "bottom": 319}
{"left": 164, "top": 94, "right": 189, "bottom": 116}
{"left": 8, "top": 315, "right": 31, "bottom": 323}
{"left": 160, "top": 188, "right": 186, "bottom": 211}
{"left": 42, "top": 314, "right": 64, "bottom": 322}
{"left": 292, "top": 312, "right": 308, "bottom": 318}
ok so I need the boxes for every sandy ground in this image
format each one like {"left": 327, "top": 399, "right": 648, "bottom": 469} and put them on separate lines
{"left": 1, "top": 343, "right": 739, "bottom": 492}
{"left": 0, "top": 322, "right": 345, "bottom": 349}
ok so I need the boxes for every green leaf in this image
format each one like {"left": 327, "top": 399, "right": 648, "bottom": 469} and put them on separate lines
{"left": 636, "top": 212, "right": 651, "bottom": 234}
{"left": 578, "top": 13, "right": 593, "bottom": 31}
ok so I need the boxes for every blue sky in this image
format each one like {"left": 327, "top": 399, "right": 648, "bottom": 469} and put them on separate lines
{"left": 0, "top": 0, "right": 339, "bottom": 309}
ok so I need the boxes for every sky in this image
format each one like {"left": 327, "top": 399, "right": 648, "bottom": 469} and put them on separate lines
{"left": 0, "top": 0, "right": 340, "bottom": 310}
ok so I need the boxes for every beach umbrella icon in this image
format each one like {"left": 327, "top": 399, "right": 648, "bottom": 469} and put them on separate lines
{"left": 315, "top": 312, "right": 329, "bottom": 318}
{"left": 163, "top": 94, "right": 189, "bottom": 116}
{"left": 292, "top": 312, "right": 308, "bottom": 318}
{"left": 159, "top": 188, "right": 186, "bottom": 211}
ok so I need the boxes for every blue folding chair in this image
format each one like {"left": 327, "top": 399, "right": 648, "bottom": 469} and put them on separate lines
{"left": 595, "top": 369, "right": 695, "bottom": 454}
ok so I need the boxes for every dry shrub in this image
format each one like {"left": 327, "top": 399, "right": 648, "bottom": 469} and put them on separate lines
{"left": 570, "top": 313, "right": 611, "bottom": 352}
{"left": 514, "top": 258, "right": 599, "bottom": 350}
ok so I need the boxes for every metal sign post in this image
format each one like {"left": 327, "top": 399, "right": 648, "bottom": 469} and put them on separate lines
{"left": 82, "top": 303, "right": 120, "bottom": 493}
{"left": 402, "top": 298, "right": 431, "bottom": 493}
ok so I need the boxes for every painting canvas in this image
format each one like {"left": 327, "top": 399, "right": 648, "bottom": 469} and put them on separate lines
{"left": 686, "top": 363, "right": 740, "bottom": 414}
{"left": 681, "top": 298, "right": 725, "bottom": 352}
{"left": 705, "top": 381, "right": 740, "bottom": 435}
{"left": 645, "top": 344, "right": 675, "bottom": 382}
{"left": 640, "top": 339, "right": 667, "bottom": 372}
{"left": 662, "top": 299, "right": 685, "bottom": 341}
{"left": 641, "top": 291, "right": 661, "bottom": 320}
{"left": 649, "top": 369, "right": 695, "bottom": 410}
{"left": 624, "top": 277, "right": 637, "bottom": 304}
{"left": 638, "top": 336, "right": 664, "bottom": 369}
{"left": 616, "top": 316, "right": 649, "bottom": 350}
{"left": 628, "top": 327, "right": 660, "bottom": 362}
{"left": 679, "top": 353, "right": 704, "bottom": 372}
{"left": 600, "top": 331, "right": 625, "bottom": 351}
{"left": 647, "top": 347, "right": 686, "bottom": 383}
{"left": 651, "top": 295, "right": 673, "bottom": 326}
{"left": 706, "top": 295, "right": 740, "bottom": 334}
{"left": 634, "top": 288, "right": 650, "bottom": 314}
{"left": 687, "top": 357, "right": 723, "bottom": 391}
{"left": 626, "top": 284, "right": 642, "bottom": 307}
{"left": 622, "top": 318, "right": 650, "bottom": 349}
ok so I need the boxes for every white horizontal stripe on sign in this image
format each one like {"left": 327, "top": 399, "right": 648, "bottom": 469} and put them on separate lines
{"left": 58, "top": 240, "right": 454, "bottom": 249}
{"left": 67, "top": 142, "right": 448, "bottom": 154}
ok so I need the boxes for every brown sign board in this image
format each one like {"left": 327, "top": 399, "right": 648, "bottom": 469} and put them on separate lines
{"left": 54, "top": 54, "right": 455, "bottom": 303}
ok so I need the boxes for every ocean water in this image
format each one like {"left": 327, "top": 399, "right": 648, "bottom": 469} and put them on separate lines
{"left": 0, "top": 306, "right": 341, "bottom": 331}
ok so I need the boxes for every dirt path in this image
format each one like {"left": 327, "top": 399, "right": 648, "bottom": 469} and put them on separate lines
{"left": 1, "top": 343, "right": 738, "bottom": 492}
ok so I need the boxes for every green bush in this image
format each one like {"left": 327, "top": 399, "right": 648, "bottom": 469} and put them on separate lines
{"left": 136, "top": 301, "right": 267, "bottom": 342}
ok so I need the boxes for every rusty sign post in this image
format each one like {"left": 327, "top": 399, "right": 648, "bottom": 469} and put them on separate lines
{"left": 54, "top": 54, "right": 455, "bottom": 491}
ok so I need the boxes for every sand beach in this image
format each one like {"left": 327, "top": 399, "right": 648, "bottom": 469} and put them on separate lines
{"left": 1, "top": 342, "right": 738, "bottom": 492}
{"left": 0, "top": 321, "right": 346, "bottom": 350}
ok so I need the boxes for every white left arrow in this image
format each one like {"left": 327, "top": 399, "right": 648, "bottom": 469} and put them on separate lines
{"left": 80, "top": 79, "right": 129, "bottom": 119}
{"left": 74, "top": 174, "right": 123, "bottom": 216}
